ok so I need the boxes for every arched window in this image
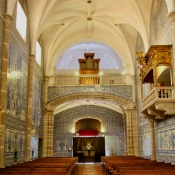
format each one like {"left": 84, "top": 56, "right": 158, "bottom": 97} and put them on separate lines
{"left": 16, "top": 1, "right": 27, "bottom": 41}
{"left": 36, "top": 41, "right": 42, "bottom": 66}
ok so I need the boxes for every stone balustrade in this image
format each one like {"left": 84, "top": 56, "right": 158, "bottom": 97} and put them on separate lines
{"left": 141, "top": 86, "right": 175, "bottom": 114}
{"left": 53, "top": 74, "right": 131, "bottom": 86}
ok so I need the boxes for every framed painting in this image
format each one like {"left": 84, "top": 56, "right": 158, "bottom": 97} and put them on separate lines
{"left": 56, "top": 139, "right": 68, "bottom": 152}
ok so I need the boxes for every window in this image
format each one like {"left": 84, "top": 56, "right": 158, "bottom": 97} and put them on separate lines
{"left": 16, "top": 1, "right": 27, "bottom": 41}
{"left": 36, "top": 41, "right": 42, "bottom": 66}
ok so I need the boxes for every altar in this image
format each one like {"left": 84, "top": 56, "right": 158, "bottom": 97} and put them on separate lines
{"left": 81, "top": 146, "right": 96, "bottom": 156}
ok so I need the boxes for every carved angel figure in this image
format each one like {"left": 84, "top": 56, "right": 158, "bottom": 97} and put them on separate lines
{"left": 136, "top": 51, "right": 147, "bottom": 68}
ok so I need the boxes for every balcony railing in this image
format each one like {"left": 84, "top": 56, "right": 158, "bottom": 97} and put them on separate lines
{"left": 53, "top": 74, "right": 131, "bottom": 86}
{"left": 141, "top": 86, "right": 174, "bottom": 110}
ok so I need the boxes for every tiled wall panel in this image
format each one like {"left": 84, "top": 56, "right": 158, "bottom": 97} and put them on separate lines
{"left": 48, "top": 85, "right": 132, "bottom": 103}
{"left": 135, "top": 32, "right": 151, "bottom": 158}
{"left": 31, "top": 62, "right": 43, "bottom": 158}
{"left": 54, "top": 105, "right": 124, "bottom": 157}
{"left": 4, "top": 1, "right": 30, "bottom": 166}
{"left": 137, "top": 0, "right": 174, "bottom": 163}
{"left": 0, "top": 0, "right": 6, "bottom": 88}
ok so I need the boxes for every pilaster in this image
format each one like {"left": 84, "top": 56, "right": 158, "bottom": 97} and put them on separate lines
{"left": 47, "top": 110, "right": 54, "bottom": 157}
{"left": 25, "top": 55, "right": 35, "bottom": 161}
{"left": 42, "top": 110, "right": 54, "bottom": 157}
{"left": 131, "top": 75, "right": 136, "bottom": 103}
{"left": 0, "top": 14, "right": 13, "bottom": 168}
{"left": 126, "top": 107, "right": 138, "bottom": 156}
{"left": 42, "top": 110, "right": 49, "bottom": 157}
{"left": 43, "top": 76, "right": 49, "bottom": 107}
{"left": 149, "top": 120, "right": 156, "bottom": 160}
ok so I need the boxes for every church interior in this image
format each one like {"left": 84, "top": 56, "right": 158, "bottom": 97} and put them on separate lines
{"left": 1, "top": 0, "right": 175, "bottom": 174}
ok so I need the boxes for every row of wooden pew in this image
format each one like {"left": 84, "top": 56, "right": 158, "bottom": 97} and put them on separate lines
{"left": 101, "top": 156, "right": 175, "bottom": 175}
{"left": 0, "top": 157, "right": 79, "bottom": 175}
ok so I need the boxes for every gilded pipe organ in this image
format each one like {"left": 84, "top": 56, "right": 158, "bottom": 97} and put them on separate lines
{"left": 78, "top": 53, "right": 100, "bottom": 84}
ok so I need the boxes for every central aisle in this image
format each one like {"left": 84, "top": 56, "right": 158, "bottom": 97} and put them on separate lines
{"left": 78, "top": 164, "right": 103, "bottom": 175}
{"left": 82, "top": 165, "right": 98, "bottom": 175}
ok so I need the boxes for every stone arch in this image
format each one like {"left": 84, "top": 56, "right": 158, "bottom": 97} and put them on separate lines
{"left": 72, "top": 116, "right": 104, "bottom": 134}
{"left": 53, "top": 105, "right": 125, "bottom": 156}
{"left": 47, "top": 92, "right": 132, "bottom": 109}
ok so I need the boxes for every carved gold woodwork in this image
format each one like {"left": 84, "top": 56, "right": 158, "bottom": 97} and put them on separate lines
{"left": 136, "top": 45, "right": 173, "bottom": 99}
{"left": 137, "top": 45, "right": 175, "bottom": 120}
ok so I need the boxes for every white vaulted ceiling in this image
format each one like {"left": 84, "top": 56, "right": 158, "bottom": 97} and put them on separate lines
{"left": 25, "top": 0, "right": 154, "bottom": 113}
{"left": 56, "top": 42, "right": 123, "bottom": 70}
{"left": 27, "top": 0, "right": 153, "bottom": 76}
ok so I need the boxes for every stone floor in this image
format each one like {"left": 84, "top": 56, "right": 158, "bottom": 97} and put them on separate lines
{"left": 78, "top": 164, "right": 103, "bottom": 175}
{"left": 82, "top": 165, "right": 98, "bottom": 175}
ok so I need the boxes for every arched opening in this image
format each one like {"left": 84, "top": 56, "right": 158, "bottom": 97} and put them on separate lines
{"left": 142, "top": 69, "right": 154, "bottom": 98}
{"left": 156, "top": 66, "right": 171, "bottom": 86}
{"left": 73, "top": 118, "right": 104, "bottom": 162}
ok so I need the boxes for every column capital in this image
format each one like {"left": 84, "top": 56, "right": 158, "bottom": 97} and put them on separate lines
{"left": 48, "top": 110, "right": 54, "bottom": 115}
{"left": 4, "top": 14, "right": 13, "bottom": 24}
{"left": 168, "top": 10, "right": 175, "bottom": 22}
{"left": 149, "top": 119, "right": 155, "bottom": 123}
{"left": 44, "top": 109, "right": 49, "bottom": 115}
{"left": 29, "top": 54, "right": 35, "bottom": 61}
{"left": 44, "top": 76, "right": 49, "bottom": 81}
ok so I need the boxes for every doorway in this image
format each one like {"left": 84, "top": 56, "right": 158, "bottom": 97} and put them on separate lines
{"left": 73, "top": 137, "right": 105, "bottom": 163}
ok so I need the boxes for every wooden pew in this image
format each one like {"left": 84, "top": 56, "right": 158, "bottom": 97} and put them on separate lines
{"left": 101, "top": 156, "right": 175, "bottom": 175}
{"left": 0, "top": 157, "right": 78, "bottom": 175}
{"left": 119, "top": 169, "right": 175, "bottom": 175}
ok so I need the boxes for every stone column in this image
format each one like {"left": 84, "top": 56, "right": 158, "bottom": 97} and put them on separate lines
{"left": 0, "top": 14, "right": 13, "bottom": 168}
{"left": 47, "top": 110, "right": 54, "bottom": 157}
{"left": 0, "top": 104, "right": 4, "bottom": 167}
{"left": 125, "top": 108, "right": 138, "bottom": 156}
{"left": 123, "top": 113, "right": 127, "bottom": 155}
{"left": 168, "top": 11, "right": 175, "bottom": 86}
{"left": 149, "top": 120, "right": 156, "bottom": 160}
{"left": 131, "top": 75, "right": 136, "bottom": 103}
{"left": 42, "top": 110, "right": 49, "bottom": 157}
{"left": 26, "top": 55, "right": 35, "bottom": 161}
{"left": 43, "top": 76, "right": 49, "bottom": 107}
{"left": 42, "top": 76, "right": 49, "bottom": 157}
{"left": 42, "top": 110, "right": 54, "bottom": 157}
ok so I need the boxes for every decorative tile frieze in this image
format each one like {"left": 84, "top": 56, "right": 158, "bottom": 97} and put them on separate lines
{"left": 156, "top": 117, "right": 175, "bottom": 164}
{"left": 54, "top": 105, "right": 124, "bottom": 157}
{"left": 4, "top": 128, "right": 25, "bottom": 166}
{"left": 48, "top": 85, "right": 132, "bottom": 103}
{"left": 0, "top": 0, "right": 5, "bottom": 88}
{"left": 160, "top": 27, "right": 173, "bottom": 45}
{"left": 31, "top": 73, "right": 43, "bottom": 158}
{"left": 137, "top": 0, "right": 174, "bottom": 160}
{"left": 4, "top": 0, "right": 30, "bottom": 165}
{"left": 150, "top": 0, "right": 170, "bottom": 45}
{"left": 0, "top": 0, "right": 6, "bottom": 14}
{"left": 138, "top": 122, "right": 151, "bottom": 158}
{"left": 6, "top": 116, "right": 26, "bottom": 131}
